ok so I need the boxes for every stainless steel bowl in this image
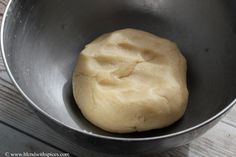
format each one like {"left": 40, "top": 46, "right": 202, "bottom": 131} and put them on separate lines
{"left": 1, "top": 0, "right": 236, "bottom": 155}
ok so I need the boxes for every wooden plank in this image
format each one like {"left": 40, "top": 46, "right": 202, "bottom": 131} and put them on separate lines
{"left": 0, "top": 55, "right": 5, "bottom": 71}
{"left": 0, "top": 1, "right": 6, "bottom": 72}
{"left": 158, "top": 121, "right": 236, "bottom": 157}
{"left": 0, "top": 122, "right": 69, "bottom": 156}
{"left": 223, "top": 106, "right": 236, "bottom": 126}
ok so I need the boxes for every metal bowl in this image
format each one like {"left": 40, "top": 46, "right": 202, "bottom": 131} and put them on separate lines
{"left": 1, "top": 0, "right": 236, "bottom": 155}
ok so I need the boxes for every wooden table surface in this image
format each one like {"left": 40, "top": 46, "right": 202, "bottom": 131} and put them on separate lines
{"left": 0, "top": 0, "right": 235, "bottom": 157}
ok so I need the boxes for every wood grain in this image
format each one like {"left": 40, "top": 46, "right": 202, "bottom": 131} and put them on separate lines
{"left": 0, "top": 0, "right": 235, "bottom": 157}
{"left": 0, "top": 122, "right": 63, "bottom": 156}
{"left": 0, "top": 0, "right": 7, "bottom": 72}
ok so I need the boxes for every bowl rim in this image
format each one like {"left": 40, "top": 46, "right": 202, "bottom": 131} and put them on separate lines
{"left": 1, "top": 0, "right": 236, "bottom": 142}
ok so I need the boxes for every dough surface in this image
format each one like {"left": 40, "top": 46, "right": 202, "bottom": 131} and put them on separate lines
{"left": 73, "top": 28, "right": 188, "bottom": 133}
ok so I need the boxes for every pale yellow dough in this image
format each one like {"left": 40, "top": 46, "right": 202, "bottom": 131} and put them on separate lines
{"left": 72, "top": 28, "right": 188, "bottom": 133}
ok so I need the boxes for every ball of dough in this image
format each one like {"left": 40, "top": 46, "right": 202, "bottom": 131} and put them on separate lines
{"left": 73, "top": 28, "right": 188, "bottom": 133}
